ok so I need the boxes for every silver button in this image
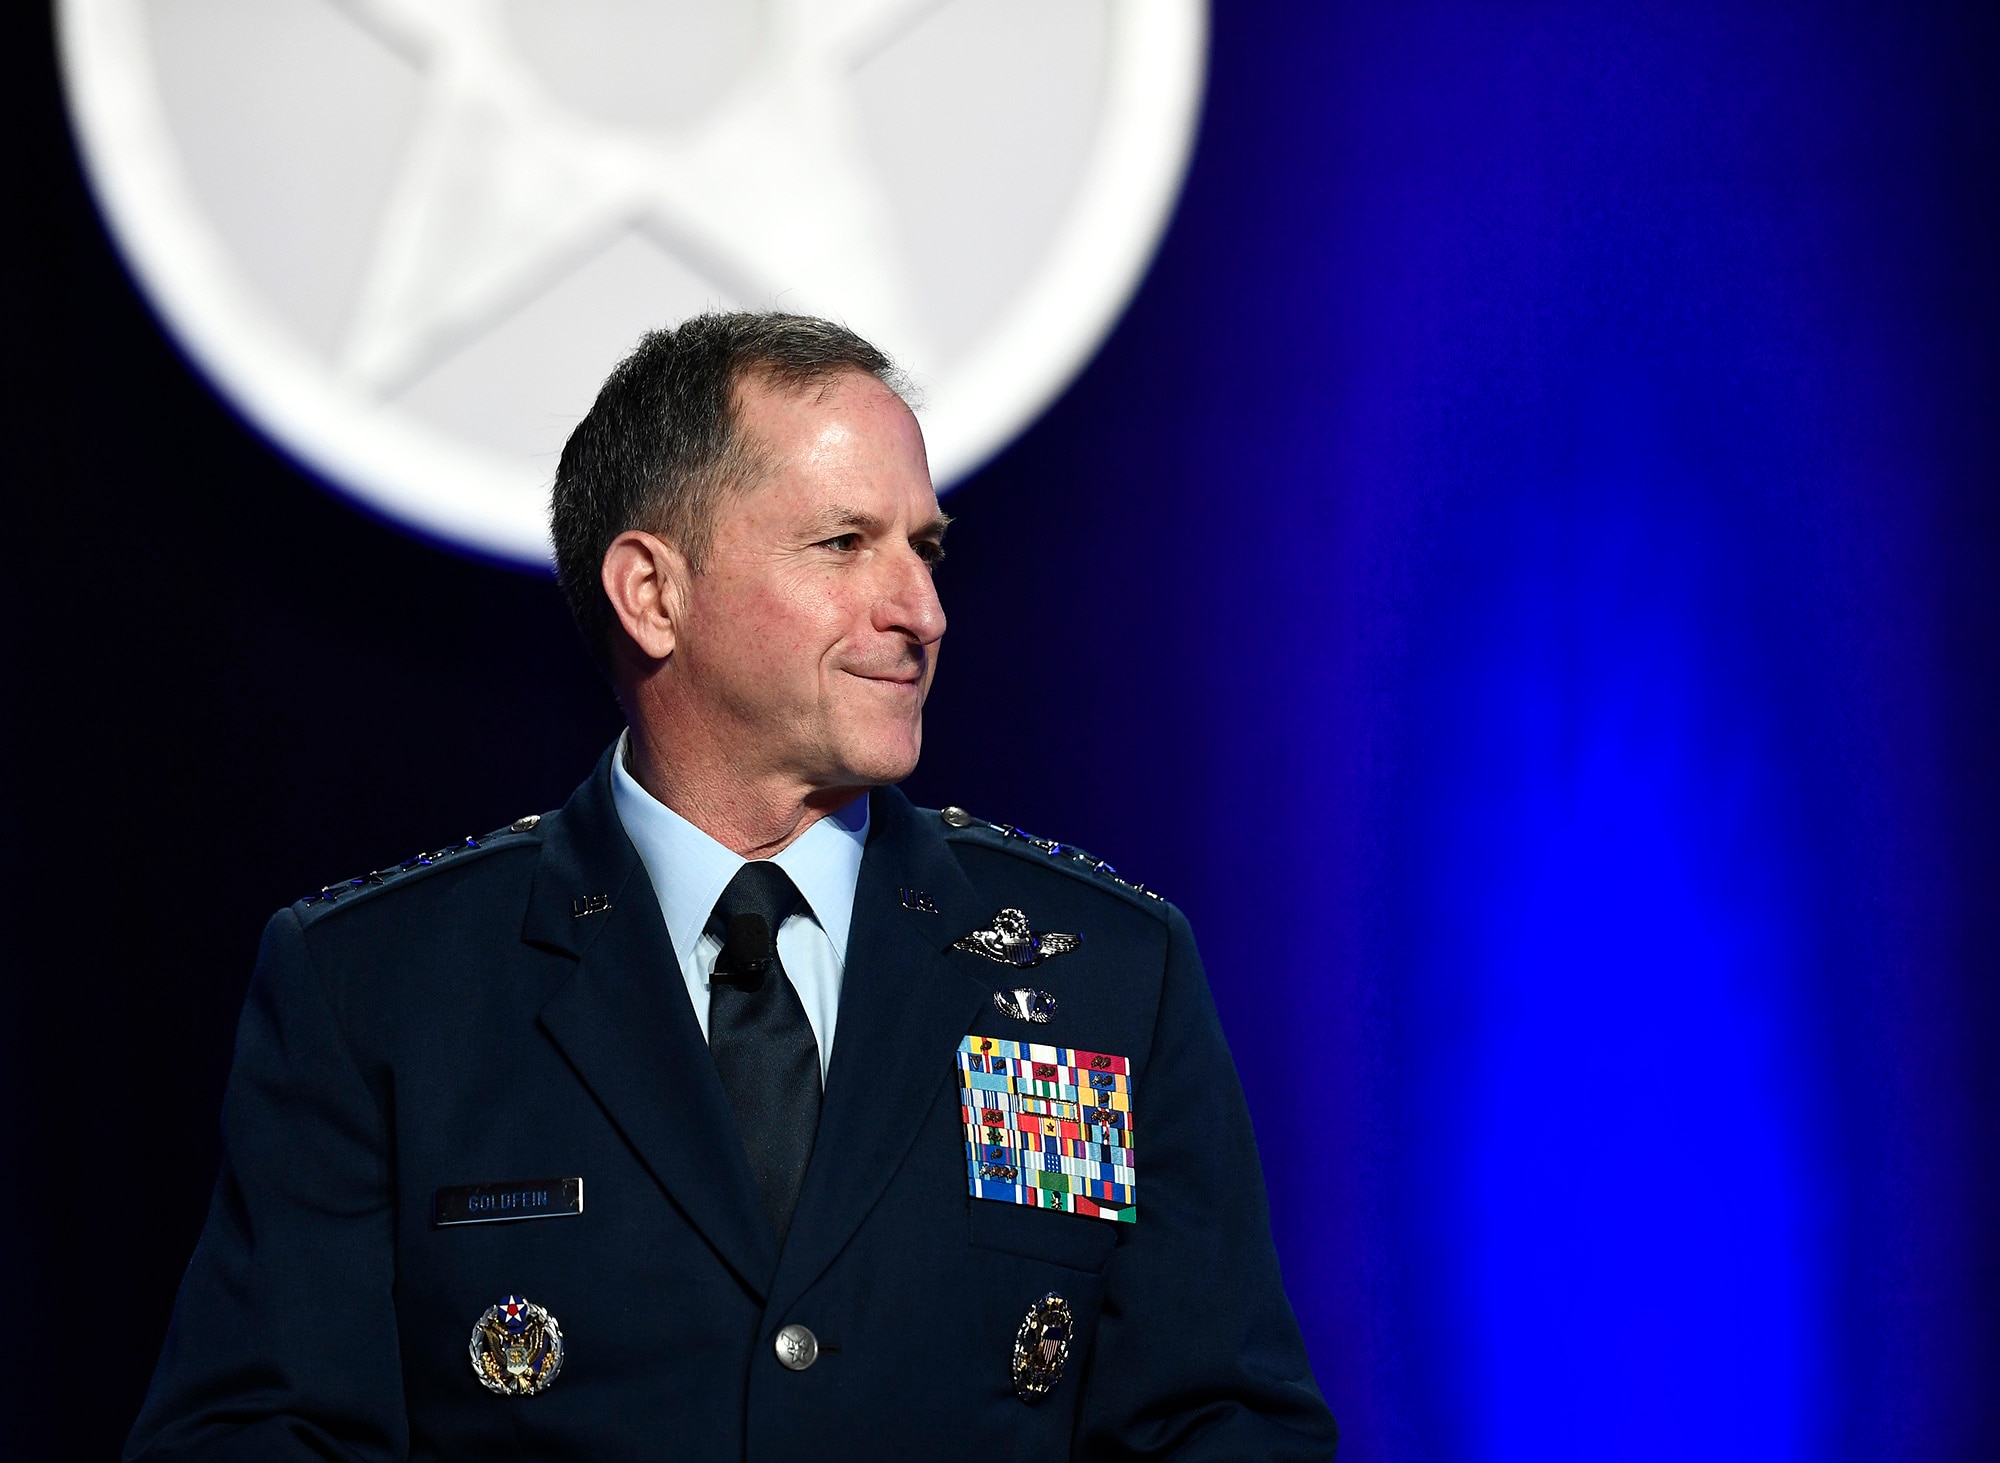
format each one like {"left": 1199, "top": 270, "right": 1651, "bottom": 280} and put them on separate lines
{"left": 511, "top": 814, "right": 541, "bottom": 833}
{"left": 940, "top": 806, "right": 973, "bottom": 828}
{"left": 774, "top": 1323, "right": 818, "bottom": 1371}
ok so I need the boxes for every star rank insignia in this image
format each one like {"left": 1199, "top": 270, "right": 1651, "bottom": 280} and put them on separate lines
{"left": 952, "top": 908, "right": 1081, "bottom": 968}
{"left": 468, "top": 1294, "right": 564, "bottom": 1396}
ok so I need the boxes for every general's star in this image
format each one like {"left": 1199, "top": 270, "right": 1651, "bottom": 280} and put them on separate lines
{"left": 332, "top": 0, "right": 943, "bottom": 395}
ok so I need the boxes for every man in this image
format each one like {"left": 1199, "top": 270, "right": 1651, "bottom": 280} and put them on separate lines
{"left": 128, "top": 314, "right": 1336, "bottom": 1460}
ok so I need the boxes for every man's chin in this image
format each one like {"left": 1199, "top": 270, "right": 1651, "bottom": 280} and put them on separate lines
{"left": 826, "top": 723, "right": 923, "bottom": 789}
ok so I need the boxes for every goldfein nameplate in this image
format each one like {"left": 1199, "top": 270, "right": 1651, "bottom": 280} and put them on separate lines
{"left": 432, "top": 1177, "right": 583, "bottom": 1227}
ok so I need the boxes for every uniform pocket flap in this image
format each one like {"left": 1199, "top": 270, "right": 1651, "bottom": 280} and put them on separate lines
{"left": 968, "top": 1197, "right": 1119, "bottom": 1272}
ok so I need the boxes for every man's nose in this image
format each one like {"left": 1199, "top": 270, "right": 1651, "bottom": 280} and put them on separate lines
{"left": 877, "top": 545, "right": 946, "bottom": 645}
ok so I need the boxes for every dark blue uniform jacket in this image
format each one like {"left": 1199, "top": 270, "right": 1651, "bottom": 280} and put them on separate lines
{"left": 128, "top": 749, "right": 1336, "bottom": 1460}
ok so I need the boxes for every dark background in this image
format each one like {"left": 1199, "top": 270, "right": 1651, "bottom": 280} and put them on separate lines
{"left": 6, "top": 2, "right": 1999, "bottom": 1459}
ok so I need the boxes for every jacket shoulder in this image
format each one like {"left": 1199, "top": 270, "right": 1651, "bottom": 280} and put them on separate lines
{"left": 925, "top": 804, "right": 1172, "bottom": 922}
{"left": 289, "top": 810, "right": 552, "bottom": 929}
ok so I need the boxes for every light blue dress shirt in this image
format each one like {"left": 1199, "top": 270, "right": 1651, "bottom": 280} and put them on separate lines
{"left": 609, "top": 732, "right": 867, "bottom": 1080}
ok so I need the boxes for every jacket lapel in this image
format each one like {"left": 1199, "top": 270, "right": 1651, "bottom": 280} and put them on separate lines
{"left": 527, "top": 749, "right": 779, "bottom": 1297}
{"left": 768, "top": 785, "right": 992, "bottom": 1317}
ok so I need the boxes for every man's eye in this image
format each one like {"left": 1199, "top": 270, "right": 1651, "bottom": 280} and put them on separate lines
{"left": 820, "top": 533, "right": 861, "bottom": 551}
{"left": 915, "top": 540, "right": 945, "bottom": 567}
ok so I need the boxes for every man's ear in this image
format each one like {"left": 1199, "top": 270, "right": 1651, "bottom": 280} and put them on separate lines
{"left": 601, "top": 530, "right": 690, "bottom": 663}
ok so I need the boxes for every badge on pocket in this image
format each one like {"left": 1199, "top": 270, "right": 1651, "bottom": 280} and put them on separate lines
{"left": 956, "top": 1035, "right": 1135, "bottom": 1223}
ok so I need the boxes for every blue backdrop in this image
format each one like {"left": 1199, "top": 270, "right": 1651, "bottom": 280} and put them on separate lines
{"left": 4, "top": 3, "right": 1996, "bottom": 1457}
{"left": 926, "top": 6, "right": 1998, "bottom": 1455}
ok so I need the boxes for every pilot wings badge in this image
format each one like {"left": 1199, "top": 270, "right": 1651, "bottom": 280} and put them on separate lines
{"left": 469, "top": 1294, "right": 564, "bottom": 1397}
{"left": 953, "top": 909, "right": 1081, "bottom": 968}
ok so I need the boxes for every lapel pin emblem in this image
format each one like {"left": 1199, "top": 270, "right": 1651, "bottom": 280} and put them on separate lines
{"left": 469, "top": 1294, "right": 564, "bottom": 1396}
{"left": 992, "top": 986, "right": 1058, "bottom": 1024}
{"left": 1011, "top": 1292, "right": 1073, "bottom": 1403}
{"left": 953, "top": 909, "right": 1081, "bottom": 968}
{"left": 899, "top": 887, "right": 939, "bottom": 914}
{"left": 571, "top": 894, "right": 612, "bottom": 918}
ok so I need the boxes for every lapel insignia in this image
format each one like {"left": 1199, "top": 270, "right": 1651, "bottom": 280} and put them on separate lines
{"left": 898, "top": 886, "right": 939, "bottom": 914}
{"left": 570, "top": 893, "right": 612, "bottom": 918}
{"left": 952, "top": 908, "right": 1080, "bottom": 967}
{"left": 1011, "top": 1292, "right": 1073, "bottom": 1403}
{"left": 992, "top": 986, "right": 1058, "bottom": 1024}
{"left": 469, "top": 1294, "right": 564, "bottom": 1396}
{"left": 956, "top": 1037, "right": 1136, "bottom": 1223}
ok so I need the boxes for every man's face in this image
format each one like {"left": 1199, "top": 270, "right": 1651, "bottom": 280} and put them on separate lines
{"left": 673, "top": 369, "right": 947, "bottom": 793}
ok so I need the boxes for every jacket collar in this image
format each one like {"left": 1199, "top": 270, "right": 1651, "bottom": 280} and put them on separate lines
{"left": 527, "top": 746, "right": 780, "bottom": 1295}
{"left": 766, "top": 782, "right": 993, "bottom": 1317}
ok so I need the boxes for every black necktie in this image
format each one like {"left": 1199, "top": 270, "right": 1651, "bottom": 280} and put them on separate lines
{"left": 707, "top": 861, "right": 822, "bottom": 1245}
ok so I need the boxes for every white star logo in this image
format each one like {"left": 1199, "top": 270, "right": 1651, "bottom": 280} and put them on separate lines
{"left": 59, "top": 0, "right": 1206, "bottom": 563}
{"left": 334, "top": 0, "right": 938, "bottom": 393}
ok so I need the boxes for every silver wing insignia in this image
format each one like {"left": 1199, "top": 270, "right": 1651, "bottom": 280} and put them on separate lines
{"left": 953, "top": 909, "right": 1082, "bottom": 967}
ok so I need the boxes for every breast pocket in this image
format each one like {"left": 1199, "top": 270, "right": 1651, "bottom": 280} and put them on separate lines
{"left": 968, "top": 1197, "right": 1120, "bottom": 1273}
{"left": 960, "top": 1200, "right": 1118, "bottom": 1447}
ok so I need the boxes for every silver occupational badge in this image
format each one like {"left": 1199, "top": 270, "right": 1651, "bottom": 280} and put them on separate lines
{"left": 469, "top": 1294, "right": 564, "bottom": 1397}
{"left": 992, "top": 986, "right": 1059, "bottom": 1024}
{"left": 954, "top": 909, "right": 1081, "bottom": 968}
{"left": 1011, "top": 1292, "right": 1074, "bottom": 1404}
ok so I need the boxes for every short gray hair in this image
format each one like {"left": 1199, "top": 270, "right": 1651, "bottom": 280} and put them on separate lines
{"left": 550, "top": 311, "right": 905, "bottom": 671}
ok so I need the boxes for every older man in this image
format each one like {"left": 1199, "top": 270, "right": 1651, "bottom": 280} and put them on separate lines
{"left": 127, "top": 314, "right": 1336, "bottom": 1460}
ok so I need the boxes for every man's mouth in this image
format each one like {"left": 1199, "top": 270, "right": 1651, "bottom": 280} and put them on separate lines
{"left": 845, "top": 662, "right": 925, "bottom": 686}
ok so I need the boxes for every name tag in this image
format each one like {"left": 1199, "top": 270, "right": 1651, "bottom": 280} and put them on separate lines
{"left": 957, "top": 1036, "right": 1136, "bottom": 1223}
{"left": 432, "top": 1177, "right": 583, "bottom": 1227}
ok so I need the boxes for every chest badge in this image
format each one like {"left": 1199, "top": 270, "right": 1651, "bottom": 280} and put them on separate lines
{"left": 992, "top": 986, "right": 1058, "bottom": 1024}
{"left": 469, "top": 1294, "right": 564, "bottom": 1397}
{"left": 957, "top": 1036, "right": 1136, "bottom": 1223}
{"left": 1012, "top": 1292, "right": 1074, "bottom": 1403}
{"left": 953, "top": 908, "right": 1081, "bottom": 967}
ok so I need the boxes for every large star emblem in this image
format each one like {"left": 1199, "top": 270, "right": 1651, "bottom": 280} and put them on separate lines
{"left": 333, "top": 0, "right": 937, "bottom": 395}
{"left": 59, "top": 0, "right": 1208, "bottom": 562}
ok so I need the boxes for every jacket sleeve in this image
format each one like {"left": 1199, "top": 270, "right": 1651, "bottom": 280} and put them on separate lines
{"left": 125, "top": 909, "right": 408, "bottom": 1462}
{"left": 1075, "top": 904, "right": 1338, "bottom": 1461}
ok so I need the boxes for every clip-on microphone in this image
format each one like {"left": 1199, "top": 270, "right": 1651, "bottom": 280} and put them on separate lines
{"left": 715, "top": 913, "right": 774, "bottom": 992}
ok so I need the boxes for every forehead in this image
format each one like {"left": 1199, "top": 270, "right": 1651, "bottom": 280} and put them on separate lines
{"left": 733, "top": 368, "right": 924, "bottom": 473}
{"left": 716, "top": 368, "right": 938, "bottom": 539}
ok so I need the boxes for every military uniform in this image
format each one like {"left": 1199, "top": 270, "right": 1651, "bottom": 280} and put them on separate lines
{"left": 127, "top": 747, "right": 1336, "bottom": 1461}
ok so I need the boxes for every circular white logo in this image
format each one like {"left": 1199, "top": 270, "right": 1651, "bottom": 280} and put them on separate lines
{"left": 58, "top": 0, "right": 1207, "bottom": 565}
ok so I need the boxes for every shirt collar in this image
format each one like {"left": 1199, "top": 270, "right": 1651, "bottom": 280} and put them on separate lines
{"left": 609, "top": 730, "right": 868, "bottom": 973}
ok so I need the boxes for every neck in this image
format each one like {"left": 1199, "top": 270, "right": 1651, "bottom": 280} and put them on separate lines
{"left": 624, "top": 718, "right": 862, "bottom": 859}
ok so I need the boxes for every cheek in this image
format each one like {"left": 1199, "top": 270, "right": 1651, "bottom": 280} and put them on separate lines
{"left": 696, "top": 576, "right": 845, "bottom": 675}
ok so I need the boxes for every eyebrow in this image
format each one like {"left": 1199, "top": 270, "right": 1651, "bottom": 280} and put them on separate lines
{"left": 810, "top": 505, "right": 953, "bottom": 539}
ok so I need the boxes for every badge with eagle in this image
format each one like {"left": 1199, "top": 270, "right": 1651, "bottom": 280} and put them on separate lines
{"left": 468, "top": 1294, "right": 564, "bottom": 1397}
{"left": 1011, "top": 1292, "right": 1074, "bottom": 1403}
{"left": 953, "top": 909, "right": 1081, "bottom": 968}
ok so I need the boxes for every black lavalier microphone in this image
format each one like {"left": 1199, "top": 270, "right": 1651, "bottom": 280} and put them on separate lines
{"left": 715, "top": 913, "right": 774, "bottom": 992}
